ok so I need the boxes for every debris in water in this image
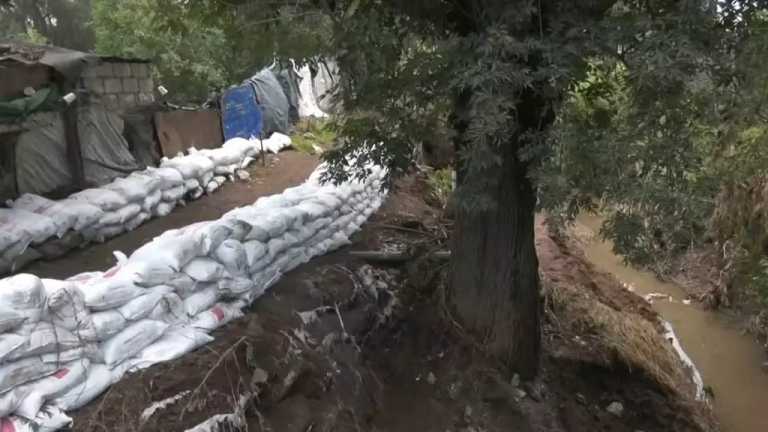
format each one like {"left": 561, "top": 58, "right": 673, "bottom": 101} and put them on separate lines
{"left": 644, "top": 292, "right": 673, "bottom": 303}
{"left": 606, "top": 401, "right": 624, "bottom": 417}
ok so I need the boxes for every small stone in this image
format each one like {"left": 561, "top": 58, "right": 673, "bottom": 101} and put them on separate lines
{"left": 427, "top": 372, "right": 437, "bottom": 385}
{"left": 463, "top": 405, "right": 473, "bottom": 420}
{"left": 575, "top": 393, "right": 587, "bottom": 406}
{"left": 606, "top": 401, "right": 624, "bottom": 417}
{"left": 252, "top": 368, "right": 268, "bottom": 384}
{"left": 512, "top": 388, "right": 527, "bottom": 401}
{"left": 510, "top": 374, "right": 520, "bottom": 387}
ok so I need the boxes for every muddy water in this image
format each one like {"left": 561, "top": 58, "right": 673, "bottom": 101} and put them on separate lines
{"left": 575, "top": 213, "right": 768, "bottom": 432}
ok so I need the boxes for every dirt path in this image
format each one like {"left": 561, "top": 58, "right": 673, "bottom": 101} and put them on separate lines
{"left": 24, "top": 151, "right": 318, "bottom": 280}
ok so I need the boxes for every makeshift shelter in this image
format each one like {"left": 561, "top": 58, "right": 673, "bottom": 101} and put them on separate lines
{"left": 0, "top": 40, "right": 155, "bottom": 199}
{"left": 246, "top": 69, "right": 291, "bottom": 136}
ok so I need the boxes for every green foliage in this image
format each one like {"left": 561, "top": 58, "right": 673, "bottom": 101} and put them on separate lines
{"left": 426, "top": 168, "right": 455, "bottom": 209}
{"left": 91, "top": 0, "right": 333, "bottom": 102}
{"left": 0, "top": 0, "right": 94, "bottom": 50}
{"left": 291, "top": 119, "right": 338, "bottom": 155}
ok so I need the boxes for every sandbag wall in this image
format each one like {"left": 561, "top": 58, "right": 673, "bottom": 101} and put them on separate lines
{"left": 0, "top": 161, "right": 387, "bottom": 431}
{"left": 0, "top": 133, "right": 294, "bottom": 276}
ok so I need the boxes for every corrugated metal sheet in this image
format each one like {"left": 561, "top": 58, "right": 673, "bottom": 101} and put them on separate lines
{"left": 221, "top": 84, "right": 263, "bottom": 141}
{"left": 155, "top": 110, "right": 223, "bottom": 157}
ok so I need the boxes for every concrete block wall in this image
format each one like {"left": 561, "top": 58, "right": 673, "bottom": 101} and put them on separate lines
{"left": 82, "top": 60, "right": 155, "bottom": 111}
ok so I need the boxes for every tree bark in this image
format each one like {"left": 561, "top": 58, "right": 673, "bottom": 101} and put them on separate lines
{"left": 448, "top": 86, "right": 549, "bottom": 379}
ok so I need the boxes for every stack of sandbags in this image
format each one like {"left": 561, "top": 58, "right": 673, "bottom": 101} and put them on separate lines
{"left": 0, "top": 161, "right": 387, "bottom": 430}
{"left": 160, "top": 153, "right": 216, "bottom": 200}
{"left": 0, "top": 209, "right": 59, "bottom": 273}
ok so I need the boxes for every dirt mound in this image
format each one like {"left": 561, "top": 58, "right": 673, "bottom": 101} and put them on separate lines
{"left": 70, "top": 173, "right": 716, "bottom": 432}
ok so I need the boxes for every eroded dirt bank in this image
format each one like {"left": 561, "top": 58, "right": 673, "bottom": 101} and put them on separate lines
{"left": 70, "top": 174, "right": 715, "bottom": 432}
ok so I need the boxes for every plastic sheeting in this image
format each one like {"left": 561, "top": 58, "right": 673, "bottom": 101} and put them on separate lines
{"left": 272, "top": 65, "right": 301, "bottom": 125}
{"left": 247, "top": 69, "right": 290, "bottom": 136}
{"left": 15, "top": 106, "right": 141, "bottom": 196}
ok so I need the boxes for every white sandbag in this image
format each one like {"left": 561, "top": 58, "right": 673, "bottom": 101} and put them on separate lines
{"left": 34, "top": 406, "right": 72, "bottom": 432}
{"left": 99, "top": 203, "right": 142, "bottom": 226}
{"left": 69, "top": 188, "right": 127, "bottom": 211}
{"left": 183, "top": 286, "right": 220, "bottom": 316}
{"left": 243, "top": 240, "right": 267, "bottom": 270}
{"left": 188, "top": 187, "right": 204, "bottom": 200}
{"left": 118, "top": 287, "right": 173, "bottom": 321}
{"left": 0, "top": 209, "right": 56, "bottom": 244}
{"left": 0, "top": 335, "right": 26, "bottom": 363}
{"left": 93, "top": 224, "right": 126, "bottom": 242}
{"left": 105, "top": 173, "right": 161, "bottom": 202}
{"left": 80, "top": 270, "right": 145, "bottom": 311}
{"left": 217, "top": 219, "right": 251, "bottom": 242}
{"left": 145, "top": 167, "right": 184, "bottom": 189}
{"left": 0, "top": 388, "right": 26, "bottom": 417}
{"left": 10, "top": 195, "right": 75, "bottom": 238}
{"left": 190, "top": 302, "right": 245, "bottom": 332}
{"left": 132, "top": 327, "right": 214, "bottom": 369}
{"left": 0, "top": 416, "right": 34, "bottom": 432}
{"left": 181, "top": 221, "right": 233, "bottom": 255}
{"left": 217, "top": 277, "right": 254, "bottom": 297}
{"left": 0, "top": 357, "right": 58, "bottom": 393}
{"left": 163, "top": 274, "right": 201, "bottom": 297}
{"left": 0, "top": 231, "right": 22, "bottom": 254}
{"left": 153, "top": 201, "right": 175, "bottom": 218}
{"left": 184, "top": 178, "right": 201, "bottom": 192}
{"left": 148, "top": 293, "right": 187, "bottom": 324}
{"left": 213, "top": 240, "right": 247, "bottom": 276}
{"left": 214, "top": 164, "right": 236, "bottom": 176}
{"left": 235, "top": 169, "right": 251, "bottom": 181}
{"left": 222, "top": 137, "right": 257, "bottom": 159}
{"left": 90, "top": 310, "right": 127, "bottom": 340}
{"left": 162, "top": 185, "right": 186, "bottom": 202}
{"left": 101, "top": 320, "right": 169, "bottom": 367}
{"left": 205, "top": 180, "right": 220, "bottom": 195}
{"left": 0, "top": 274, "right": 45, "bottom": 321}
{"left": 0, "top": 306, "right": 26, "bottom": 335}
{"left": 200, "top": 147, "right": 242, "bottom": 166}
{"left": 267, "top": 232, "right": 299, "bottom": 262}
{"left": 240, "top": 156, "right": 255, "bottom": 170}
{"left": 42, "top": 280, "right": 96, "bottom": 340}
{"left": 183, "top": 258, "right": 229, "bottom": 282}
{"left": 129, "top": 230, "right": 206, "bottom": 272}
{"left": 142, "top": 190, "right": 163, "bottom": 212}
{"left": 8, "top": 323, "right": 81, "bottom": 361}
{"left": 125, "top": 212, "right": 150, "bottom": 232}
{"left": 14, "top": 359, "right": 89, "bottom": 419}
{"left": 52, "top": 363, "right": 113, "bottom": 411}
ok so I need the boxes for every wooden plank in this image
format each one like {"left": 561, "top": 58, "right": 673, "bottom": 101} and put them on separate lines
{"left": 154, "top": 110, "right": 223, "bottom": 157}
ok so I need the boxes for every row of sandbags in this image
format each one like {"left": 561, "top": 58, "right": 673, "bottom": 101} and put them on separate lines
{"left": 0, "top": 162, "right": 387, "bottom": 431}
{"left": 0, "top": 133, "right": 294, "bottom": 276}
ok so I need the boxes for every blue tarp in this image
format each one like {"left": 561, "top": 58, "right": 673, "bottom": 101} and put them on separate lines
{"left": 221, "top": 84, "right": 263, "bottom": 141}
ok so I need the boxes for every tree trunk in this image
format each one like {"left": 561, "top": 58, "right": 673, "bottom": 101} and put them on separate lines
{"left": 448, "top": 88, "right": 547, "bottom": 380}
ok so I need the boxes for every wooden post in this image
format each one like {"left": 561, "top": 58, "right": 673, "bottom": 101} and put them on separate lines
{"left": 61, "top": 83, "right": 85, "bottom": 190}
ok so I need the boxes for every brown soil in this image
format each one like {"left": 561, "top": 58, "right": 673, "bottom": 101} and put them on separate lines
{"left": 68, "top": 172, "right": 716, "bottom": 432}
{"left": 25, "top": 151, "right": 318, "bottom": 280}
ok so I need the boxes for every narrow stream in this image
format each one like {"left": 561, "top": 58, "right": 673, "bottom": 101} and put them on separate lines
{"left": 575, "top": 214, "right": 768, "bottom": 432}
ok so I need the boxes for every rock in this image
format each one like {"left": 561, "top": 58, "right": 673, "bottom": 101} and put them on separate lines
{"left": 464, "top": 405, "right": 473, "bottom": 421}
{"left": 606, "top": 401, "right": 624, "bottom": 417}
{"left": 252, "top": 368, "right": 269, "bottom": 384}
{"left": 510, "top": 374, "right": 520, "bottom": 387}
{"left": 523, "top": 381, "right": 544, "bottom": 402}
{"left": 575, "top": 393, "right": 587, "bottom": 406}
{"left": 512, "top": 388, "right": 527, "bottom": 401}
{"left": 427, "top": 372, "right": 437, "bottom": 385}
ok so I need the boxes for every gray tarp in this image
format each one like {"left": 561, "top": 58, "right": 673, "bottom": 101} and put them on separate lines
{"left": 16, "top": 106, "right": 141, "bottom": 195}
{"left": 248, "top": 69, "right": 290, "bottom": 136}
{"left": 312, "top": 60, "right": 340, "bottom": 114}
{"left": 0, "top": 40, "right": 98, "bottom": 81}
{"left": 273, "top": 65, "right": 301, "bottom": 125}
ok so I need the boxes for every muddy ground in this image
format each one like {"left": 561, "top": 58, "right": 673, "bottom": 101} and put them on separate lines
{"left": 60, "top": 172, "right": 716, "bottom": 432}
{"left": 25, "top": 151, "right": 318, "bottom": 279}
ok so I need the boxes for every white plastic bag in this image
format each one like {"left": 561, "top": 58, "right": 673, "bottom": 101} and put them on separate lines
{"left": 91, "top": 310, "right": 127, "bottom": 340}
{"left": 52, "top": 363, "right": 113, "bottom": 410}
{"left": 0, "top": 274, "right": 45, "bottom": 321}
{"left": 190, "top": 302, "right": 245, "bottom": 332}
{"left": 130, "top": 232, "right": 205, "bottom": 273}
{"left": 0, "top": 209, "right": 56, "bottom": 245}
{"left": 118, "top": 287, "right": 173, "bottom": 321}
{"left": 80, "top": 271, "right": 145, "bottom": 311}
{"left": 132, "top": 327, "right": 214, "bottom": 369}
{"left": 243, "top": 240, "right": 267, "bottom": 270}
{"left": 148, "top": 293, "right": 187, "bottom": 324}
{"left": 183, "top": 286, "right": 220, "bottom": 316}
{"left": 142, "top": 190, "right": 163, "bottom": 213}
{"left": 69, "top": 188, "right": 127, "bottom": 211}
{"left": 56, "top": 200, "right": 105, "bottom": 232}
{"left": 10, "top": 195, "right": 75, "bottom": 238}
{"left": 146, "top": 167, "right": 184, "bottom": 189}
{"left": 205, "top": 180, "right": 221, "bottom": 195}
{"left": 105, "top": 173, "right": 160, "bottom": 202}
{"left": 0, "top": 357, "right": 58, "bottom": 393}
{"left": 98, "top": 203, "right": 142, "bottom": 226}
{"left": 183, "top": 258, "right": 228, "bottom": 282}
{"left": 101, "top": 320, "right": 169, "bottom": 367}
{"left": 213, "top": 240, "right": 247, "bottom": 276}
{"left": 162, "top": 185, "right": 186, "bottom": 202}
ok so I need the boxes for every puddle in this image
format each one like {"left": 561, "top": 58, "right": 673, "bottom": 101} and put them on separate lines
{"left": 575, "top": 213, "right": 768, "bottom": 432}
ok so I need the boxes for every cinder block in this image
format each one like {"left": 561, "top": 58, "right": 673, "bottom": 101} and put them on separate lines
{"left": 123, "top": 78, "right": 139, "bottom": 93}
{"left": 137, "top": 93, "right": 155, "bottom": 105}
{"left": 84, "top": 77, "right": 104, "bottom": 94}
{"left": 131, "top": 63, "right": 149, "bottom": 78}
{"left": 119, "top": 93, "right": 136, "bottom": 107}
{"left": 113, "top": 62, "right": 132, "bottom": 77}
{"left": 103, "top": 94, "right": 119, "bottom": 109}
{"left": 90, "top": 62, "right": 113, "bottom": 77}
{"left": 104, "top": 78, "right": 122, "bottom": 94}
{"left": 139, "top": 78, "right": 154, "bottom": 93}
